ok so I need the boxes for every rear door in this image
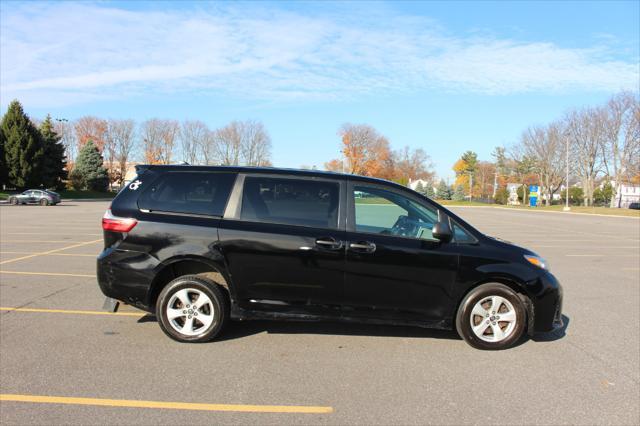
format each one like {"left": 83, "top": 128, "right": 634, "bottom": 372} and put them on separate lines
{"left": 218, "top": 174, "right": 346, "bottom": 315}
{"left": 343, "top": 181, "right": 459, "bottom": 323}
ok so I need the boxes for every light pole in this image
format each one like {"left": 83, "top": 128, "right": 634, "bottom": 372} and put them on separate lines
{"left": 563, "top": 130, "right": 570, "bottom": 211}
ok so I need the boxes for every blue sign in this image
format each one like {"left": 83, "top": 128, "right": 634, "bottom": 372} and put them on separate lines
{"left": 529, "top": 185, "right": 539, "bottom": 207}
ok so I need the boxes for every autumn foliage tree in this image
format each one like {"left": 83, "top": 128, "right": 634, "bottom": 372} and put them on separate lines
{"left": 325, "top": 123, "right": 433, "bottom": 183}
{"left": 74, "top": 116, "right": 107, "bottom": 152}
{"left": 337, "top": 123, "right": 393, "bottom": 178}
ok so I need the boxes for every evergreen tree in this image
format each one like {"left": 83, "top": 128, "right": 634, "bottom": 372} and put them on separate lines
{"left": 453, "top": 184, "right": 466, "bottom": 201}
{"left": 0, "top": 129, "right": 7, "bottom": 187}
{"left": 39, "top": 115, "right": 67, "bottom": 189}
{"left": 415, "top": 181, "right": 424, "bottom": 194}
{"left": 1, "top": 100, "right": 44, "bottom": 188}
{"left": 437, "top": 179, "right": 451, "bottom": 200}
{"left": 425, "top": 184, "right": 435, "bottom": 199}
{"left": 70, "top": 140, "right": 108, "bottom": 191}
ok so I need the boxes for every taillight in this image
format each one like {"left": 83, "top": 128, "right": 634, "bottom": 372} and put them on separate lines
{"left": 102, "top": 209, "right": 137, "bottom": 233}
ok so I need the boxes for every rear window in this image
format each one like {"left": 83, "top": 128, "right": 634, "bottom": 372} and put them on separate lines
{"left": 138, "top": 172, "right": 236, "bottom": 216}
{"left": 240, "top": 177, "right": 339, "bottom": 229}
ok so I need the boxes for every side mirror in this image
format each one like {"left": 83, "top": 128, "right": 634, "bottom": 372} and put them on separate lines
{"left": 432, "top": 211, "right": 452, "bottom": 243}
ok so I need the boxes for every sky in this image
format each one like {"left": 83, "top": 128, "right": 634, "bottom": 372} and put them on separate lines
{"left": 1, "top": 0, "right": 638, "bottom": 180}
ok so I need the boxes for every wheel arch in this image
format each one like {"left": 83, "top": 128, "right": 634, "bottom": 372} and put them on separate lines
{"left": 147, "top": 255, "right": 234, "bottom": 310}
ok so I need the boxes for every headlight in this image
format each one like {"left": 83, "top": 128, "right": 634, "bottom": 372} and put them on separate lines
{"left": 524, "top": 254, "right": 548, "bottom": 270}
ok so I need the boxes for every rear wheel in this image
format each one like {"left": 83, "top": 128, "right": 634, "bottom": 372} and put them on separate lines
{"left": 456, "top": 283, "right": 526, "bottom": 350}
{"left": 156, "top": 275, "right": 228, "bottom": 343}
{"left": 39, "top": 198, "right": 49, "bottom": 206}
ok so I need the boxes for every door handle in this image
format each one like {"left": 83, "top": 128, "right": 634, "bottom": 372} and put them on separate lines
{"left": 315, "top": 238, "right": 343, "bottom": 250}
{"left": 349, "top": 241, "right": 376, "bottom": 253}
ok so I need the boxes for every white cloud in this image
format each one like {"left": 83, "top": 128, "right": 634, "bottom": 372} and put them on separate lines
{"left": 1, "top": 2, "right": 637, "bottom": 107}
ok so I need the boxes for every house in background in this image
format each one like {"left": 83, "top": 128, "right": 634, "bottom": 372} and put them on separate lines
{"left": 613, "top": 183, "right": 640, "bottom": 208}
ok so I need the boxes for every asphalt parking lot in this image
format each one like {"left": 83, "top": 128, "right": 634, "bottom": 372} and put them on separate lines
{"left": 1, "top": 201, "right": 638, "bottom": 425}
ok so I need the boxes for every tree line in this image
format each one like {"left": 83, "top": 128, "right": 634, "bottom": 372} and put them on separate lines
{"left": 449, "top": 91, "right": 639, "bottom": 206}
{"left": 0, "top": 100, "right": 273, "bottom": 191}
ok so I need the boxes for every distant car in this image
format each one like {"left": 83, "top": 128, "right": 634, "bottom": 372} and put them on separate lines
{"left": 629, "top": 202, "right": 640, "bottom": 210}
{"left": 8, "top": 189, "right": 61, "bottom": 206}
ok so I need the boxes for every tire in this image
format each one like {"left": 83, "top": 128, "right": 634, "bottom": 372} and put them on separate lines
{"left": 456, "top": 283, "right": 526, "bottom": 350}
{"left": 156, "top": 275, "right": 229, "bottom": 343}
{"left": 39, "top": 199, "right": 49, "bottom": 206}
{"left": 9, "top": 197, "right": 18, "bottom": 205}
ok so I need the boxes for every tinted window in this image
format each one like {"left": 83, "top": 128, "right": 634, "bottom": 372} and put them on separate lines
{"left": 138, "top": 172, "right": 236, "bottom": 216}
{"left": 241, "top": 177, "right": 339, "bottom": 229}
{"left": 353, "top": 186, "right": 438, "bottom": 240}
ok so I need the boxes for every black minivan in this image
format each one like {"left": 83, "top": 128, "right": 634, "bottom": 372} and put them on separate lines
{"left": 98, "top": 165, "right": 563, "bottom": 350}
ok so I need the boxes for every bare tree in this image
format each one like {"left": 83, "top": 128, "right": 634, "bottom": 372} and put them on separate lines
{"left": 180, "top": 120, "right": 209, "bottom": 165}
{"left": 213, "top": 120, "right": 272, "bottom": 166}
{"left": 213, "top": 122, "right": 242, "bottom": 166}
{"left": 200, "top": 129, "right": 218, "bottom": 165}
{"left": 475, "top": 161, "right": 496, "bottom": 199}
{"left": 602, "top": 91, "right": 640, "bottom": 207}
{"left": 565, "top": 107, "right": 606, "bottom": 206}
{"left": 392, "top": 146, "right": 434, "bottom": 184}
{"left": 240, "top": 120, "right": 272, "bottom": 166}
{"left": 104, "top": 119, "right": 136, "bottom": 187}
{"left": 53, "top": 120, "right": 77, "bottom": 169}
{"left": 521, "top": 124, "right": 564, "bottom": 206}
{"left": 141, "top": 119, "right": 178, "bottom": 164}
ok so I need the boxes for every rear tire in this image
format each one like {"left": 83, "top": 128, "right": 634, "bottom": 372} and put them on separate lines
{"left": 456, "top": 283, "right": 526, "bottom": 350}
{"left": 156, "top": 275, "right": 229, "bottom": 343}
{"left": 40, "top": 199, "right": 49, "bottom": 206}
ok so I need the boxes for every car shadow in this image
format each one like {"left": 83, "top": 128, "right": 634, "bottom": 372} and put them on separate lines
{"left": 136, "top": 314, "right": 570, "bottom": 345}
{"left": 529, "top": 314, "right": 570, "bottom": 342}
{"left": 137, "top": 314, "right": 461, "bottom": 341}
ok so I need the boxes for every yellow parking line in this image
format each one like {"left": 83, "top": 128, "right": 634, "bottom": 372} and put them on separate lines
{"left": 0, "top": 240, "right": 85, "bottom": 243}
{"left": 0, "top": 307, "right": 143, "bottom": 317}
{"left": 0, "top": 271, "right": 96, "bottom": 278}
{"left": 0, "top": 394, "right": 333, "bottom": 414}
{"left": 0, "top": 252, "right": 96, "bottom": 257}
{"left": 2, "top": 232, "right": 102, "bottom": 236}
{"left": 0, "top": 239, "right": 102, "bottom": 265}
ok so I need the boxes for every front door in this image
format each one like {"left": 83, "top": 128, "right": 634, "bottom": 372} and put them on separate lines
{"left": 343, "top": 182, "right": 459, "bottom": 323}
{"left": 218, "top": 175, "right": 346, "bottom": 315}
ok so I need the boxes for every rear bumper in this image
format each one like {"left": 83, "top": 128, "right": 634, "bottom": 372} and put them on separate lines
{"left": 97, "top": 247, "right": 158, "bottom": 311}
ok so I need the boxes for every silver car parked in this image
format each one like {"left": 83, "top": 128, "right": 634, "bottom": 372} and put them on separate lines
{"left": 8, "top": 189, "right": 61, "bottom": 206}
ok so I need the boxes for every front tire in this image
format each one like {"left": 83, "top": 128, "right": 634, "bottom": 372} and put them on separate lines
{"left": 9, "top": 197, "right": 18, "bottom": 205}
{"left": 156, "top": 275, "right": 229, "bottom": 343}
{"left": 40, "top": 199, "right": 49, "bottom": 206}
{"left": 456, "top": 283, "right": 526, "bottom": 350}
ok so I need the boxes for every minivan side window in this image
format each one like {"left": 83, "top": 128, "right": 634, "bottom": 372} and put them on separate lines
{"left": 138, "top": 172, "right": 236, "bottom": 216}
{"left": 353, "top": 186, "right": 439, "bottom": 241}
{"left": 240, "top": 177, "right": 339, "bottom": 229}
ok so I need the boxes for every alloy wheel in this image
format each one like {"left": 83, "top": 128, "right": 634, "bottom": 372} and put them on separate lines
{"left": 166, "top": 288, "right": 215, "bottom": 336}
{"left": 469, "top": 295, "right": 517, "bottom": 343}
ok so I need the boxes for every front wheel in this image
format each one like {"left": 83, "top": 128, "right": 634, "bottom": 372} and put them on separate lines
{"left": 156, "top": 275, "right": 229, "bottom": 343}
{"left": 39, "top": 198, "right": 49, "bottom": 206}
{"left": 456, "top": 283, "right": 526, "bottom": 350}
{"left": 9, "top": 197, "right": 18, "bottom": 205}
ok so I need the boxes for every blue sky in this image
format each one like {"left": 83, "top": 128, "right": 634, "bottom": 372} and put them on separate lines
{"left": 1, "top": 1, "right": 638, "bottom": 180}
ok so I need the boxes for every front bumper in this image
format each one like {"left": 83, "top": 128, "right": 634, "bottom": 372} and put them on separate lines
{"left": 531, "top": 271, "right": 563, "bottom": 333}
